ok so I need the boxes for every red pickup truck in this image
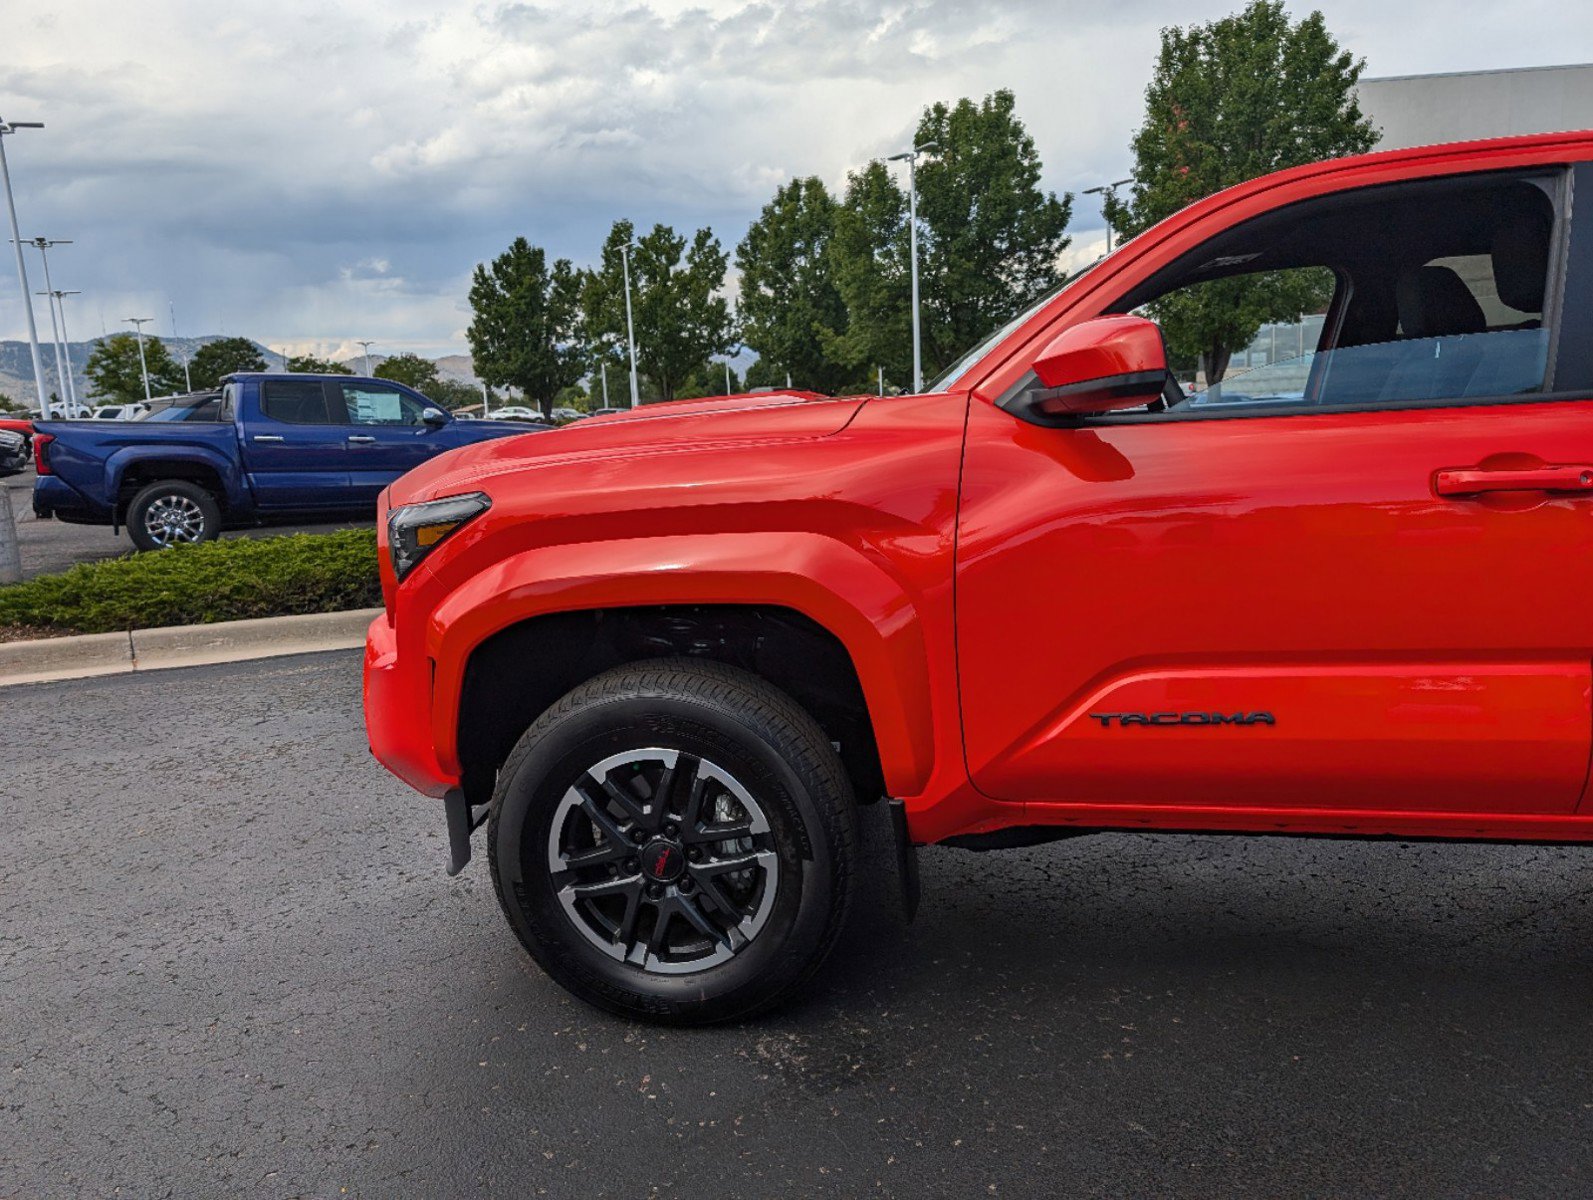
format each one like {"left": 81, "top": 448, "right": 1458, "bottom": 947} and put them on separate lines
{"left": 366, "top": 130, "right": 1593, "bottom": 1022}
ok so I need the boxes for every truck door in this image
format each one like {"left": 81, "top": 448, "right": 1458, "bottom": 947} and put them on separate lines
{"left": 240, "top": 378, "right": 352, "bottom": 508}
{"left": 955, "top": 166, "right": 1593, "bottom": 817}
{"left": 332, "top": 380, "right": 448, "bottom": 504}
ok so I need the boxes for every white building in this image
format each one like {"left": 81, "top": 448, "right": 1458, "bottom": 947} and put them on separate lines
{"left": 1357, "top": 62, "right": 1593, "bottom": 151}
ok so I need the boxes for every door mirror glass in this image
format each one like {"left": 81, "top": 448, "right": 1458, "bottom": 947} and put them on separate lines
{"left": 1013, "top": 315, "right": 1169, "bottom": 422}
{"left": 420, "top": 406, "right": 449, "bottom": 426}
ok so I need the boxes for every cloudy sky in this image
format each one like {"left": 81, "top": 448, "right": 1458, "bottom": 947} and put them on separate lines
{"left": 3, "top": 0, "right": 1591, "bottom": 358}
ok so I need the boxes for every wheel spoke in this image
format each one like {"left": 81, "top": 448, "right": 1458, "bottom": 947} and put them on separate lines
{"left": 658, "top": 752, "right": 703, "bottom": 825}
{"left": 578, "top": 795, "right": 630, "bottom": 851}
{"left": 693, "top": 849, "right": 774, "bottom": 878}
{"left": 673, "top": 893, "right": 730, "bottom": 949}
{"left": 567, "top": 876, "right": 636, "bottom": 903}
{"left": 561, "top": 839, "right": 627, "bottom": 873}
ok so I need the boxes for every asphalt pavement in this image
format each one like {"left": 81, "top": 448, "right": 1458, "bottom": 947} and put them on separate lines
{"left": 2, "top": 468, "right": 366, "bottom": 580}
{"left": 5, "top": 652, "right": 1593, "bottom": 1197}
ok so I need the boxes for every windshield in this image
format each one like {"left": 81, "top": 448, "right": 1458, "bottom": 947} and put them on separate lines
{"left": 926, "top": 259, "right": 1105, "bottom": 393}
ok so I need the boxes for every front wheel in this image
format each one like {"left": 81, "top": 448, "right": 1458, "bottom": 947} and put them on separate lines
{"left": 488, "top": 659, "right": 858, "bottom": 1024}
{"left": 126, "top": 480, "right": 221, "bottom": 551}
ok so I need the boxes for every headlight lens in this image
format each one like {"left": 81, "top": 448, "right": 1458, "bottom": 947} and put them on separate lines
{"left": 387, "top": 492, "right": 491, "bottom": 581}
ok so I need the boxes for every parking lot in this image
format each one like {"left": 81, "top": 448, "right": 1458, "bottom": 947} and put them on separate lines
{"left": 4, "top": 651, "right": 1592, "bottom": 1197}
{"left": 2, "top": 469, "right": 366, "bottom": 581}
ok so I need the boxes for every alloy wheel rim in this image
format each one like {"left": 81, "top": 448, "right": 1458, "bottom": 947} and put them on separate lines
{"left": 546, "top": 748, "right": 780, "bottom": 975}
{"left": 143, "top": 495, "right": 205, "bottom": 546}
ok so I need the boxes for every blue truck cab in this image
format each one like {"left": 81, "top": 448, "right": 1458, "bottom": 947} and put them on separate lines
{"left": 33, "top": 373, "right": 549, "bottom": 550}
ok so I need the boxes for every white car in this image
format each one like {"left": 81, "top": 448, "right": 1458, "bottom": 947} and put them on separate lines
{"left": 489, "top": 406, "right": 542, "bottom": 420}
{"left": 91, "top": 402, "right": 151, "bottom": 421}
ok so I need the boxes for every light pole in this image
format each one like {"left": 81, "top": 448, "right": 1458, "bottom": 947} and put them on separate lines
{"left": 724, "top": 360, "right": 731, "bottom": 395}
{"left": 26, "top": 238, "right": 72, "bottom": 414}
{"left": 0, "top": 117, "right": 48, "bottom": 414}
{"left": 618, "top": 242, "right": 640, "bottom": 408}
{"left": 1082, "top": 177, "right": 1134, "bottom": 255}
{"left": 479, "top": 381, "right": 490, "bottom": 419}
{"left": 169, "top": 300, "right": 191, "bottom": 393}
{"left": 887, "top": 141, "right": 938, "bottom": 393}
{"left": 126, "top": 317, "right": 154, "bottom": 402}
{"left": 38, "top": 288, "right": 80, "bottom": 413}
{"left": 600, "top": 361, "right": 609, "bottom": 407}
{"left": 357, "top": 340, "right": 375, "bottom": 376}
{"left": 51, "top": 289, "right": 81, "bottom": 413}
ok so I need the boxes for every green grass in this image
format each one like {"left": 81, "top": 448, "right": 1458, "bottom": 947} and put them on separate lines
{"left": 0, "top": 529, "right": 381, "bottom": 637}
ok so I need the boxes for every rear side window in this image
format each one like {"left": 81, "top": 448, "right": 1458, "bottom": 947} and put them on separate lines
{"left": 340, "top": 383, "right": 426, "bottom": 426}
{"left": 261, "top": 380, "right": 334, "bottom": 424}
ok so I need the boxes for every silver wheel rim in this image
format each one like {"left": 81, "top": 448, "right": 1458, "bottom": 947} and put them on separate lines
{"left": 546, "top": 747, "right": 780, "bottom": 975}
{"left": 142, "top": 494, "right": 205, "bottom": 546}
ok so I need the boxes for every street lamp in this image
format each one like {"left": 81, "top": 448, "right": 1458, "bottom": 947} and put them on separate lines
{"left": 0, "top": 117, "right": 48, "bottom": 414}
{"left": 126, "top": 317, "right": 154, "bottom": 402}
{"left": 887, "top": 140, "right": 939, "bottom": 393}
{"left": 357, "top": 340, "right": 375, "bottom": 376}
{"left": 25, "top": 238, "right": 73, "bottom": 415}
{"left": 49, "top": 289, "right": 81, "bottom": 413}
{"left": 169, "top": 300, "right": 191, "bottom": 393}
{"left": 1082, "top": 177, "right": 1134, "bottom": 255}
{"left": 618, "top": 242, "right": 640, "bottom": 408}
{"left": 37, "top": 288, "right": 81, "bottom": 413}
{"left": 599, "top": 360, "right": 609, "bottom": 407}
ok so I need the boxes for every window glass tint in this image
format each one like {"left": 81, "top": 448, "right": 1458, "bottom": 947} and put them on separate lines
{"left": 261, "top": 380, "right": 333, "bottom": 424}
{"left": 342, "top": 383, "right": 424, "bottom": 426}
{"left": 1112, "top": 172, "right": 1557, "bottom": 416}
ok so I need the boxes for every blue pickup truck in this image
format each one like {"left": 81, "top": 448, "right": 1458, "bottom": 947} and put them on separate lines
{"left": 32, "top": 372, "right": 549, "bottom": 550}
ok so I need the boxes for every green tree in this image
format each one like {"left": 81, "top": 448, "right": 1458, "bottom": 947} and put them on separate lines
{"left": 85, "top": 334, "right": 185, "bottom": 403}
{"left": 583, "top": 220, "right": 734, "bottom": 403}
{"left": 1105, "top": 1, "right": 1378, "bottom": 381}
{"left": 913, "top": 89, "right": 1073, "bottom": 369}
{"left": 189, "top": 337, "right": 267, "bottom": 390}
{"left": 673, "top": 362, "right": 743, "bottom": 400}
{"left": 827, "top": 89, "right": 1070, "bottom": 387}
{"left": 467, "top": 236, "right": 586, "bottom": 420}
{"left": 428, "top": 377, "right": 483, "bottom": 410}
{"left": 0, "top": 390, "right": 26, "bottom": 414}
{"left": 827, "top": 160, "right": 912, "bottom": 386}
{"left": 374, "top": 353, "right": 442, "bottom": 396}
{"left": 735, "top": 177, "right": 851, "bottom": 394}
{"left": 285, "top": 354, "right": 352, "bottom": 374}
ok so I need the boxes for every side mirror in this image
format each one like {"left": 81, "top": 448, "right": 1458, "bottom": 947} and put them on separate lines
{"left": 1013, "top": 314, "right": 1169, "bottom": 422}
{"left": 420, "top": 406, "right": 449, "bottom": 426}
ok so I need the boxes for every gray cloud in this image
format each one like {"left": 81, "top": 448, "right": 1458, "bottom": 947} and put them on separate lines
{"left": 2, "top": 0, "right": 1590, "bottom": 355}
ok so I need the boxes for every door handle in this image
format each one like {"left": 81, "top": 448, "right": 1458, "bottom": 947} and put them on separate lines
{"left": 252, "top": 435, "right": 285, "bottom": 443}
{"left": 1435, "top": 465, "right": 1593, "bottom": 496}
{"left": 348, "top": 435, "right": 377, "bottom": 444}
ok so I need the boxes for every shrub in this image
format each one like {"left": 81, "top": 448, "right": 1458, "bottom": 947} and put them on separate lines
{"left": 0, "top": 529, "right": 380, "bottom": 636}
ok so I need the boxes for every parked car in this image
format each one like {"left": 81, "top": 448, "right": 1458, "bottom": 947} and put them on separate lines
{"left": 32, "top": 373, "right": 552, "bottom": 550}
{"left": 366, "top": 130, "right": 1593, "bottom": 1024}
{"left": 586, "top": 406, "right": 628, "bottom": 418}
{"left": 549, "top": 407, "right": 587, "bottom": 424}
{"left": 92, "top": 402, "right": 151, "bottom": 421}
{"left": 0, "top": 416, "right": 34, "bottom": 453}
{"left": 488, "top": 406, "right": 542, "bottom": 420}
{"left": 0, "top": 428, "right": 27, "bottom": 476}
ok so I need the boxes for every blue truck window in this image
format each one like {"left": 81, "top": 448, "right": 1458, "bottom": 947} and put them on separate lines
{"left": 262, "top": 380, "right": 335, "bottom": 424}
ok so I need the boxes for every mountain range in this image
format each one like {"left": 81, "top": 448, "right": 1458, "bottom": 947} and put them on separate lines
{"left": 0, "top": 337, "right": 482, "bottom": 410}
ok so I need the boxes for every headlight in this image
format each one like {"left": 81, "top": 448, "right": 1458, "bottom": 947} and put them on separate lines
{"left": 387, "top": 492, "right": 491, "bottom": 581}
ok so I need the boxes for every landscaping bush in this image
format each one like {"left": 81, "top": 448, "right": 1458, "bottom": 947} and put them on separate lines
{"left": 0, "top": 529, "right": 381, "bottom": 637}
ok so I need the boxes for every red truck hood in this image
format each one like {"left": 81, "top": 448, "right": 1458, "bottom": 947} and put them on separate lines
{"left": 391, "top": 390, "right": 867, "bottom": 505}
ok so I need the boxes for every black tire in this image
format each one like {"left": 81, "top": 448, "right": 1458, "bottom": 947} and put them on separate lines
{"left": 488, "top": 658, "right": 858, "bottom": 1024}
{"left": 126, "top": 480, "right": 221, "bottom": 551}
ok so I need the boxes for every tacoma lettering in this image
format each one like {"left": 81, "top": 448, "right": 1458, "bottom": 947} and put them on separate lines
{"left": 1089, "top": 712, "right": 1276, "bottom": 728}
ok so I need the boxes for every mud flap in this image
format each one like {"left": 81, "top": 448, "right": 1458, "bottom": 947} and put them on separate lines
{"left": 444, "top": 788, "right": 489, "bottom": 876}
{"left": 887, "top": 798, "right": 920, "bottom": 922}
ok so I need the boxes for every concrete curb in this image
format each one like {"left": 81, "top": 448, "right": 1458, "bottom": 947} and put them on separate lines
{"left": 0, "top": 607, "right": 382, "bottom": 687}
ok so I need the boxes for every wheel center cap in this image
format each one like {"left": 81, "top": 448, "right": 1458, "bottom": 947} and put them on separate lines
{"left": 641, "top": 838, "right": 685, "bottom": 883}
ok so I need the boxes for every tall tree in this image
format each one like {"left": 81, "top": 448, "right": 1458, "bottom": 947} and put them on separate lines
{"left": 828, "top": 89, "right": 1071, "bottom": 387}
{"left": 374, "top": 353, "right": 442, "bottom": 396}
{"left": 189, "top": 337, "right": 267, "bottom": 390}
{"left": 285, "top": 354, "right": 352, "bottom": 374}
{"left": 583, "top": 220, "right": 734, "bottom": 403}
{"left": 85, "top": 334, "right": 185, "bottom": 403}
{"left": 913, "top": 89, "right": 1073, "bottom": 371}
{"left": 827, "top": 161, "right": 912, "bottom": 387}
{"left": 1105, "top": 1, "right": 1378, "bottom": 381}
{"left": 467, "top": 236, "right": 585, "bottom": 419}
{"left": 735, "top": 177, "right": 851, "bottom": 394}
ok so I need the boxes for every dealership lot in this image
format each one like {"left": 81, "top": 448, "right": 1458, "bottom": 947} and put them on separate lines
{"left": 4, "top": 652, "right": 1592, "bottom": 1197}
{"left": 2, "top": 469, "right": 366, "bottom": 581}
